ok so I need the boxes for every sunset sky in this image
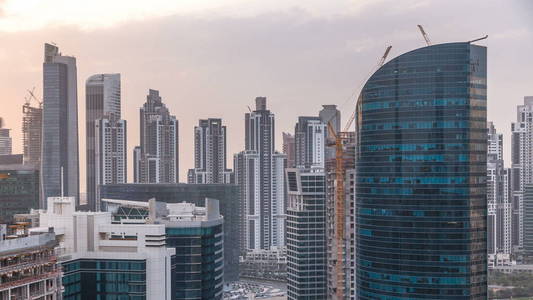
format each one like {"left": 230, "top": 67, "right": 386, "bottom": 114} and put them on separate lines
{"left": 1, "top": 0, "right": 532, "bottom": 188}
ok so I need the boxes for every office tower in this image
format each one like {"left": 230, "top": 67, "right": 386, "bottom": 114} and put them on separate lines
{"left": 0, "top": 227, "right": 62, "bottom": 299}
{"left": 133, "top": 146, "right": 141, "bottom": 183}
{"left": 0, "top": 127, "right": 12, "bottom": 155}
{"left": 134, "top": 89, "right": 179, "bottom": 183}
{"left": 32, "top": 196, "right": 175, "bottom": 299}
{"left": 41, "top": 43, "right": 79, "bottom": 207}
{"left": 99, "top": 183, "right": 240, "bottom": 282}
{"left": 234, "top": 97, "right": 287, "bottom": 251}
{"left": 0, "top": 163, "right": 40, "bottom": 223}
{"left": 524, "top": 184, "right": 533, "bottom": 255}
{"left": 100, "top": 198, "right": 224, "bottom": 299}
{"left": 356, "top": 42, "right": 487, "bottom": 299}
{"left": 86, "top": 73, "right": 125, "bottom": 211}
{"left": 283, "top": 132, "right": 296, "bottom": 168}
{"left": 187, "top": 118, "right": 233, "bottom": 184}
{"left": 22, "top": 103, "right": 43, "bottom": 167}
{"left": 325, "top": 133, "right": 356, "bottom": 300}
{"left": 286, "top": 168, "right": 327, "bottom": 299}
{"left": 487, "top": 122, "right": 511, "bottom": 255}
{"left": 294, "top": 116, "right": 327, "bottom": 169}
{"left": 511, "top": 96, "right": 533, "bottom": 248}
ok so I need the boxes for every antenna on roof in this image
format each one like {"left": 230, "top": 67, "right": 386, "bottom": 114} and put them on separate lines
{"left": 468, "top": 35, "right": 488, "bottom": 43}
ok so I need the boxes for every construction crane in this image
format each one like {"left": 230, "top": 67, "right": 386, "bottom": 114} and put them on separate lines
{"left": 417, "top": 24, "right": 432, "bottom": 46}
{"left": 342, "top": 45, "right": 392, "bottom": 132}
{"left": 24, "top": 87, "right": 42, "bottom": 107}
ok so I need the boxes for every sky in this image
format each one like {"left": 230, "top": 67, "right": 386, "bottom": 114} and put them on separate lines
{"left": 0, "top": 0, "right": 532, "bottom": 190}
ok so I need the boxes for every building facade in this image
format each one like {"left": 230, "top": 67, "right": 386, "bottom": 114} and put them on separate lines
{"left": 22, "top": 103, "right": 43, "bottom": 167}
{"left": 0, "top": 128, "right": 12, "bottom": 155}
{"left": 134, "top": 89, "right": 179, "bottom": 184}
{"left": 286, "top": 168, "right": 327, "bottom": 299}
{"left": 356, "top": 42, "right": 487, "bottom": 299}
{"left": 0, "top": 164, "right": 40, "bottom": 223}
{"left": 0, "top": 229, "right": 62, "bottom": 300}
{"left": 294, "top": 117, "right": 327, "bottom": 169}
{"left": 99, "top": 183, "right": 240, "bottom": 282}
{"left": 511, "top": 96, "right": 533, "bottom": 249}
{"left": 86, "top": 73, "right": 125, "bottom": 210}
{"left": 234, "top": 97, "right": 286, "bottom": 252}
{"left": 524, "top": 184, "right": 533, "bottom": 256}
{"left": 187, "top": 118, "right": 233, "bottom": 184}
{"left": 41, "top": 43, "right": 79, "bottom": 207}
{"left": 282, "top": 132, "right": 296, "bottom": 169}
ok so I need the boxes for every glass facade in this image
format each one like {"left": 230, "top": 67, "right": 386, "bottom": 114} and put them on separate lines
{"left": 62, "top": 259, "right": 146, "bottom": 300}
{"left": 0, "top": 168, "right": 39, "bottom": 223}
{"left": 166, "top": 224, "right": 224, "bottom": 300}
{"left": 356, "top": 42, "right": 487, "bottom": 299}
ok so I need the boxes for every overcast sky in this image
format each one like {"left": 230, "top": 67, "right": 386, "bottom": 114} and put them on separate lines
{"left": 1, "top": 0, "right": 532, "bottom": 188}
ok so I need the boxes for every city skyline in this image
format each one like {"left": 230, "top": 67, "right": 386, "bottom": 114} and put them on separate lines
{"left": 1, "top": 0, "right": 532, "bottom": 187}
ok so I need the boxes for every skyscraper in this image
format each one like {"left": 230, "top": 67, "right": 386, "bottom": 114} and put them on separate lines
{"left": 356, "top": 42, "right": 487, "bottom": 299}
{"left": 134, "top": 89, "right": 179, "bottom": 183}
{"left": 282, "top": 132, "right": 295, "bottom": 168}
{"left": 487, "top": 122, "right": 511, "bottom": 255}
{"left": 511, "top": 96, "right": 533, "bottom": 248}
{"left": 86, "top": 73, "right": 125, "bottom": 210}
{"left": 0, "top": 127, "right": 12, "bottom": 155}
{"left": 187, "top": 118, "right": 233, "bottom": 184}
{"left": 294, "top": 116, "right": 327, "bottom": 169}
{"left": 41, "top": 43, "right": 79, "bottom": 207}
{"left": 234, "top": 97, "right": 286, "bottom": 251}
{"left": 319, "top": 105, "right": 341, "bottom": 160}
{"left": 22, "top": 103, "right": 43, "bottom": 167}
{"left": 286, "top": 168, "right": 327, "bottom": 299}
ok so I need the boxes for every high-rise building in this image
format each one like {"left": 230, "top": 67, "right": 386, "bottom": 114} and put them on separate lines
{"left": 99, "top": 183, "right": 241, "bottom": 282}
{"left": 487, "top": 122, "right": 511, "bottom": 255}
{"left": 86, "top": 73, "right": 125, "bottom": 211}
{"left": 0, "top": 227, "right": 62, "bottom": 300}
{"left": 319, "top": 105, "right": 341, "bottom": 160}
{"left": 294, "top": 116, "right": 327, "bottom": 169}
{"left": 30, "top": 196, "right": 175, "bottom": 299}
{"left": 286, "top": 168, "right": 327, "bottom": 299}
{"left": 41, "top": 43, "right": 79, "bottom": 207}
{"left": 0, "top": 127, "right": 12, "bottom": 155}
{"left": 187, "top": 118, "right": 233, "bottom": 184}
{"left": 511, "top": 96, "right": 533, "bottom": 249}
{"left": 356, "top": 42, "right": 487, "bottom": 299}
{"left": 0, "top": 163, "right": 40, "bottom": 223}
{"left": 282, "top": 132, "right": 295, "bottom": 168}
{"left": 134, "top": 89, "right": 179, "bottom": 183}
{"left": 22, "top": 103, "right": 43, "bottom": 167}
{"left": 234, "top": 97, "right": 286, "bottom": 251}
{"left": 523, "top": 184, "right": 533, "bottom": 255}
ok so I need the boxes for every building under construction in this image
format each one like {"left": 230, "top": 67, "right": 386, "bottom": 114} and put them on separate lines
{"left": 326, "top": 132, "right": 356, "bottom": 300}
{"left": 22, "top": 102, "right": 42, "bottom": 168}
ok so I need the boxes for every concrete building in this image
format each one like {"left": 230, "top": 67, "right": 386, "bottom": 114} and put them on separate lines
{"left": 319, "top": 105, "right": 341, "bottom": 161}
{"left": 187, "top": 118, "right": 233, "bottom": 184}
{"left": 22, "top": 103, "right": 43, "bottom": 168}
{"left": 355, "top": 42, "right": 487, "bottom": 299}
{"left": 234, "top": 97, "right": 286, "bottom": 252}
{"left": 134, "top": 89, "right": 179, "bottom": 183}
{"left": 30, "top": 196, "right": 175, "bottom": 299}
{"left": 294, "top": 116, "right": 327, "bottom": 169}
{"left": 239, "top": 247, "right": 287, "bottom": 281}
{"left": 487, "top": 122, "right": 512, "bottom": 255}
{"left": 0, "top": 227, "right": 62, "bottom": 300}
{"left": 0, "top": 128, "right": 12, "bottom": 156}
{"left": 86, "top": 73, "right": 125, "bottom": 211}
{"left": 99, "top": 183, "right": 240, "bottom": 282}
{"left": 41, "top": 43, "right": 79, "bottom": 208}
{"left": 511, "top": 96, "right": 533, "bottom": 249}
{"left": 0, "top": 163, "right": 40, "bottom": 223}
{"left": 286, "top": 168, "right": 327, "bottom": 299}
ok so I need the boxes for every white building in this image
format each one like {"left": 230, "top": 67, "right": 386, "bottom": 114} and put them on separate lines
{"left": 30, "top": 196, "right": 174, "bottom": 299}
{"left": 294, "top": 117, "right": 327, "bottom": 169}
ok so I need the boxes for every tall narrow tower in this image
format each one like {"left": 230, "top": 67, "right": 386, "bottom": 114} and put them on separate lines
{"left": 22, "top": 103, "right": 43, "bottom": 167}
{"left": 134, "top": 89, "right": 179, "bottom": 183}
{"left": 188, "top": 118, "right": 233, "bottom": 184}
{"left": 41, "top": 43, "right": 79, "bottom": 208}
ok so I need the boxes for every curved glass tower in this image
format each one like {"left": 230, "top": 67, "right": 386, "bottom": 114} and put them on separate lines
{"left": 356, "top": 42, "right": 487, "bottom": 299}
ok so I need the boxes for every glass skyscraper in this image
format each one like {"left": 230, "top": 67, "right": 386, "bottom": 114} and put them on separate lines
{"left": 356, "top": 42, "right": 487, "bottom": 299}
